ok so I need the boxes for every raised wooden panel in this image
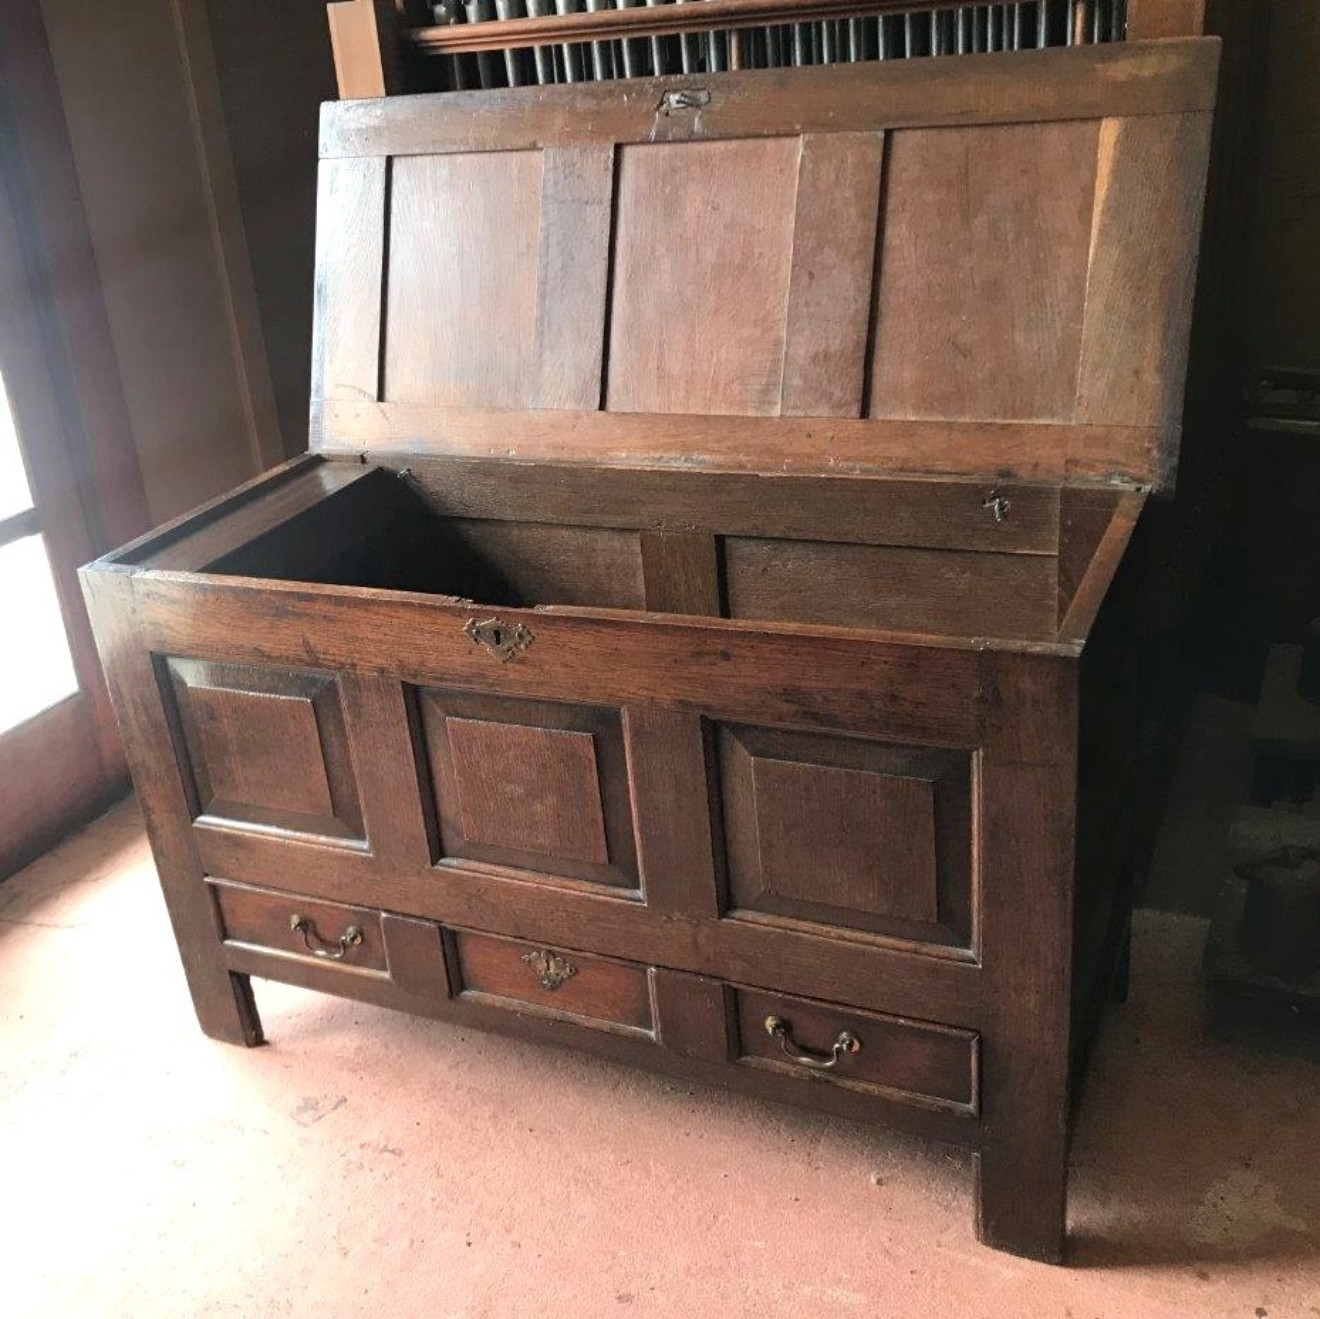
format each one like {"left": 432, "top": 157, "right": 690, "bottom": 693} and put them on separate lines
{"left": 714, "top": 723, "right": 972, "bottom": 949}
{"left": 191, "top": 687, "right": 334, "bottom": 819}
{"left": 752, "top": 758, "right": 939, "bottom": 925}
{"left": 868, "top": 120, "right": 1099, "bottom": 423}
{"left": 385, "top": 150, "right": 543, "bottom": 406}
{"left": 732, "top": 986, "right": 978, "bottom": 1115}
{"left": 447, "top": 927, "right": 655, "bottom": 1036}
{"left": 163, "top": 659, "right": 364, "bottom": 841}
{"left": 417, "top": 690, "right": 639, "bottom": 889}
{"left": 723, "top": 537, "right": 1059, "bottom": 641}
{"left": 606, "top": 137, "right": 799, "bottom": 416}
{"left": 447, "top": 718, "right": 609, "bottom": 865}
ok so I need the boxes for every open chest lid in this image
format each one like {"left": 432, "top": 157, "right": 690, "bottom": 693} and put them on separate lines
{"left": 308, "top": 36, "right": 1218, "bottom": 491}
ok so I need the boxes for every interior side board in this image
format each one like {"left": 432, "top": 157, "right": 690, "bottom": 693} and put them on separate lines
{"left": 106, "top": 453, "right": 1133, "bottom": 651}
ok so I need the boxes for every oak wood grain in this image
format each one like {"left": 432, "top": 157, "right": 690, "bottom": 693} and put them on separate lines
{"left": 869, "top": 120, "right": 1099, "bottom": 423}
{"left": 715, "top": 723, "right": 972, "bottom": 948}
{"left": 419, "top": 517, "right": 647, "bottom": 610}
{"left": 199, "top": 821, "right": 984, "bottom": 1025}
{"left": 723, "top": 538, "right": 1058, "bottom": 640}
{"left": 448, "top": 717, "right": 610, "bottom": 864}
{"left": 451, "top": 927, "right": 655, "bottom": 1032}
{"left": 79, "top": 569, "right": 263, "bottom": 1046}
{"left": 1057, "top": 489, "right": 1144, "bottom": 643}
{"left": 624, "top": 706, "right": 723, "bottom": 919}
{"left": 418, "top": 689, "right": 640, "bottom": 888}
{"left": 385, "top": 150, "right": 542, "bottom": 406}
{"left": 212, "top": 880, "right": 388, "bottom": 971}
{"left": 223, "top": 939, "right": 977, "bottom": 1145}
{"left": 639, "top": 532, "right": 722, "bottom": 615}
{"left": 356, "top": 456, "right": 1063, "bottom": 555}
{"left": 130, "top": 461, "right": 374, "bottom": 571}
{"left": 781, "top": 131, "right": 885, "bottom": 417}
{"left": 131, "top": 572, "right": 992, "bottom": 741}
{"left": 733, "top": 986, "right": 978, "bottom": 1113}
{"left": 606, "top": 137, "right": 798, "bottom": 416}
{"left": 312, "top": 403, "right": 1161, "bottom": 486}
{"left": 530, "top": 145, "right": 615, "bottom": 410}
{"left": 311, "top": 155, "right": 385, "bottom": 402}
{"left": 1075, "top": 111, "right": 1214, "bottom": 482}
{"left": 82, "top": 43, "right": 1218, "bottom": 1266}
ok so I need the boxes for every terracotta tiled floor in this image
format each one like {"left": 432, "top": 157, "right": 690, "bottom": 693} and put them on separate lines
{"left": 1, "top": 797, "right": 1318, "bottom": 1317}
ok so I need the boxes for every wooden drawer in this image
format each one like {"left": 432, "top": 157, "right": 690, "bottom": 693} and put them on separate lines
{"left": 447, "top": 928, "right": 654, "bottom": 1038}
{"left": 211, "top": 881, "right": 386, "bottom": 972}
{"left": 732, "top": 987, "right": 979, "bottom": 1115}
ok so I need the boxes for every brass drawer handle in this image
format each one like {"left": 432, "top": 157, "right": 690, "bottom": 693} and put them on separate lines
{"left": 289, "top": 914, "right": 364, "bottom": 961}
{"left": 764, "top": 1015, "right": 861, "bottom": 1071}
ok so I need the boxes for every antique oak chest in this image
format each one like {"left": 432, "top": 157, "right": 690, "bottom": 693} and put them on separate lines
{"left": 81, "top": 39, "right": 1217, "bottom": 1260}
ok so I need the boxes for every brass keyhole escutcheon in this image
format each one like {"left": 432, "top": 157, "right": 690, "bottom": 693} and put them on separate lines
{"left": 464, "top": 616, "right": 534, "bottom": 662}
{"left": 660, "top": 87, "right": 711, "bottom": 114}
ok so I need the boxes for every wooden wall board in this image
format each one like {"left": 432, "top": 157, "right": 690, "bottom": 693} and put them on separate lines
{"left": 385, "top": 150, "right": 543, "bottom": 406}
{"left": 311, "top": 155, "right": 385, "bottom": 402}
{"left": 867, "top": 120, "right": 1098, "bottom": 423}
{"left": 781, "top": 132, "right": 885, "bottom": 418}
{"left": 606, "top": 137, "right": 799, "bottom": 416}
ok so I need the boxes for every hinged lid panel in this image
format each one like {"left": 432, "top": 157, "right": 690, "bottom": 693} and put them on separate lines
{"left": 309, "top": 37, "right": 1218, "bottom": 489}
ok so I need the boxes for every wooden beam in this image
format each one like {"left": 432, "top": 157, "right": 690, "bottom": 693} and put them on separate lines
{"left": 321, "top": 39, "right": 1221, "bottom": 157}
{"left": 0, "top": 506, "right": 40, "bottom": 549}
{"left": 327, "top": 0, "right": 408, "bottom": 99}
{"left": 311, "top": 399, "right": 1162, "bottom": 487}
{"left": 172, "top": 0, "right": 284, "bottom": 473}
{"left": 408, "top": 0, "right": 1066, "bottom": 55}
{"left": 0, "top": 0, "right": 149, "bottom": 549}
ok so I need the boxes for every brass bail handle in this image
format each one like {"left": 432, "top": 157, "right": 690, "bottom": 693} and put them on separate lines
{"left": 289, "top": 913, "right": 364, "bottom": 961}
{"left": 764, "top": 1015, "right": 861, "bottom": 1071}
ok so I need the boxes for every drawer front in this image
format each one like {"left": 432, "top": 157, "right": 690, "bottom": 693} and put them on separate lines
{"left": 732, "top": 987, "right": 978, "bottom": 1115}
{"left": 448, "top": 928, "right": 654, "bottom": 1036}
{"left": 212, "top": 881, "right": 387, "bottom": 972}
